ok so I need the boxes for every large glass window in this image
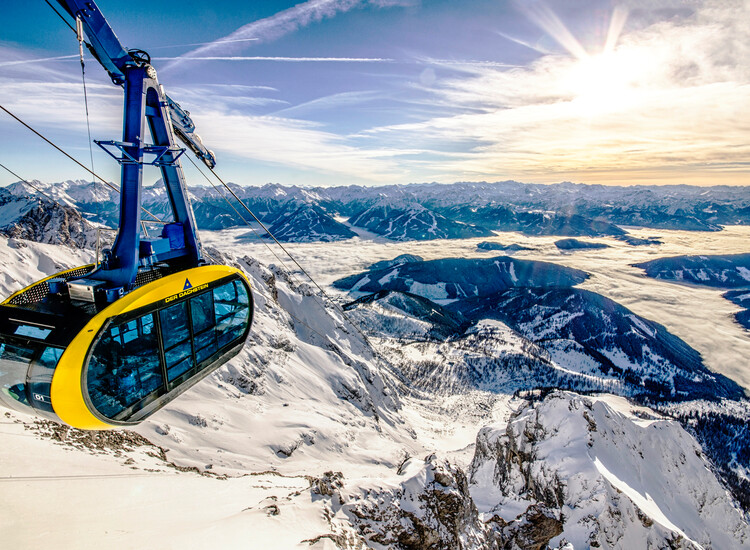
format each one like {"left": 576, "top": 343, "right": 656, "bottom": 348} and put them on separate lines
{"left": 213, "top": 280, "right": 250, "bottom": 348}
{"left": 159, "top": 301, "right": 194, "bottom": 382}
{"left": 80, "top": 276, "right": 250, "bottom": 421}
{"left": 87, "top": 313, "right": 163, "bottom": 419}
{"left": 191, "top": 292, "right": 218, "bottom": 365}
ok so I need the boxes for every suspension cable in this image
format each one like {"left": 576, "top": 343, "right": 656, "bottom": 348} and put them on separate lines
{"left": 42, "top": 0, "right": 77, "bottom": 34}
{"left": 184, "top": 155, "right": 302, "bottom": 278}
{"left": 75, "top": 15, "right": 98, "bottom": 189}
{"left": 0, "top": 161, "right": 98, "bottom": 230}
{"left": 204, "top": 165, "right": 382, "bottom": 350}
{"left": 0, "top": 104, "right": 164, "bottom": 224}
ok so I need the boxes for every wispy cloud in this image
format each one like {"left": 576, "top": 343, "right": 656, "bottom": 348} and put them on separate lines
{"left": 0, "top": 45, "right": 408, "bottom": 184}
{"left": 0, "top": 54, "right": 78, "bottom": 68}
{"left": 0, "top": 80, "right": 121, "bottom": 134}
{"left": 164, "top": 0, "right": 411, "bottom": 71}
{"left": 192, "top": 111, "right": 411, "bottom": 182}
{"left": 362, "top": 0, "right": 750, "bottom": 185}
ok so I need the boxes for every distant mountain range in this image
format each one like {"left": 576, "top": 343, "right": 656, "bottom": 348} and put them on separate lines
{"left": 3, "top": 179, "right": 750, "bottom": 243}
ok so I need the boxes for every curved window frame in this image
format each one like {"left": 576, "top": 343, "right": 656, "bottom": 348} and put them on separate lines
{"left": 83, "top": 274, "right": 252, "bottom": 423}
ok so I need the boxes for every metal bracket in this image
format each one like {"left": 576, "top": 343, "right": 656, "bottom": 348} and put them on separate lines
{"left": 95, "top": 140, "right": 186, "bottom": 166}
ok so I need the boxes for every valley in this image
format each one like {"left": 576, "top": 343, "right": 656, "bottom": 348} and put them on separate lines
{"left": 2, "top": 214, "right": 749, "bottom": 549}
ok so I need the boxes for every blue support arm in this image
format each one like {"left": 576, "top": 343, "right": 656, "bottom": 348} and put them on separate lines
{"left": 56, "top": 1, "right": 217, "bottom": 167}
{"left": 54, "top": 0, "right": 208, "bottom": 292}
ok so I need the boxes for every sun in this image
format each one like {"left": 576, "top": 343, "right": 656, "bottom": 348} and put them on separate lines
{"left": 564, "top": 49, "right": 645, "bottom": 116}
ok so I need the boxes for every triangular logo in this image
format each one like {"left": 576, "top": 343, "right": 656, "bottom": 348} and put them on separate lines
{"left": 183, "top": 278, "right": 192, "bottom": 290}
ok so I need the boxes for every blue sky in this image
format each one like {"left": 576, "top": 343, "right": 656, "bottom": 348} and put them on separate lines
{"left": 1, "top": 0, "right": 748, "bottom": 188}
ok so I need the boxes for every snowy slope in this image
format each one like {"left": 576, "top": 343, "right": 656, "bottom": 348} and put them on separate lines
{"left": 0, "top": 234, "right": 748, "bottom": 549}
{"left": 634, "top": 253, "right": 750, "bottom": 289}
{"left": 450, "top": 287, "right": 745, "bottom": 401}
{"left": 0, "top": 189, "right": 100, "bottom": 248}
{"left": 469, "top": 392, "right": 750, "bottom": 549}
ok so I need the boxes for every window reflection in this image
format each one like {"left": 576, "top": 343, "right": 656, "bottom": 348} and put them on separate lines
{"left": 214, "top": 280, "right": 250, "bottom": 349}
{"left": 85, "top": 276, "right": 250, "bottom": 421}
{"left": 192, "top": 292, "right": 218, "bottom": 364}
{"left": 160, "top": 301, "right": 194, "bottom": 382}
{"left": 27, "top": 347, "right": 63, "bottom": 412}
{"left": 0, "top": 341, "right": 36, "bottom": 409}
{"left": 87, "top": 313, "right": 163, "bottom": 419}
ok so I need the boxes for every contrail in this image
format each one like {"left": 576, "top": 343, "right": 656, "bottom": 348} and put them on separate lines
{"left": 0, "top": 54, "right": 78, "bottom": 68}
{"left": 154, "top": 56, "right": 393, "bottom": 63}
{"left": 495, "top": 31, "right": 553, "bottom": 55}
{"left": 164, "top": 0, "right": 368, "bottom": 71}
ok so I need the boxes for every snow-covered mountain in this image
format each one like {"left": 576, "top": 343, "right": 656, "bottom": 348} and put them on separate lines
{"left": 442, "top": 205, "right": 627, "bottom": 237}
{"left": 337, "top": 255, "right": 745, "bottom": 401}
{"left": 335, "top": 253, "right": 750, "bottom": 515}
{"left": 635, "top": 253, "right": 750, "bottom": 288}
{"left": 5, "top": 179, "right": 117, "bottom": 205}
{"left": 1, "top": 213, "right": 749, "bottom": 548}
{"left": 469, "top": 392, "right": 750, "bottom": 549}
{"left": 13, "top": 178, "right": 748, "bottom": 241}
{"left": 348, "top": 199, "right": 493, "bottom": 241}
{"left": 0, "top": 188, "right": 99, "bottom": 248}
{"left": 266, "top": 203, "right": 356, "bottom": 242}
{"left": 334, "top": 256, "right": 588, "bottom": 300}
{"left": 449, "top": 287, "right": 744, "bottom": 401}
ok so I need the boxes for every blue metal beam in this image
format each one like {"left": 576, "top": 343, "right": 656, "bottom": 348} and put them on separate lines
{"left": 54, "top": 1, "right": 204, "bottom": 292}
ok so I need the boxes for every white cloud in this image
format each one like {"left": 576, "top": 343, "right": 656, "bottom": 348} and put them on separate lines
{"left": 0, "top": 80, "right": 121, "bottom": 134}
{"left": 192, "top": 111, "right": 412, "bottom": 182}
{"left": 165, "top": 0, "right": 409, "bottom": 72}
{"left": 362, "top": 0, "right": 750, "bottom": 184}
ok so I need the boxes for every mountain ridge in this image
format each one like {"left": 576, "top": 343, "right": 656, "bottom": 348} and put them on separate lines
{"left": 5, "top": 179, "right": 750, "bottom": 242}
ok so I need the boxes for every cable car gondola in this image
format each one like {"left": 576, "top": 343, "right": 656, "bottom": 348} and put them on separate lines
{"left": 0, "top": 0, "right": 253, "bottom": 429}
